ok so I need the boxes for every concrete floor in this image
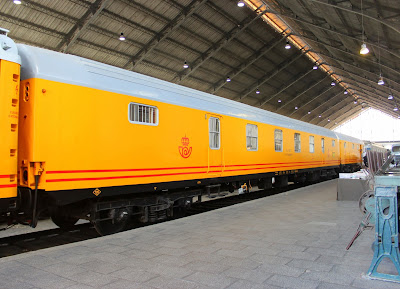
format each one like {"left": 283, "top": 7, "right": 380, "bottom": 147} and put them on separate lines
{"left": 0, "top": 179, "right": 399, "bottom": 289}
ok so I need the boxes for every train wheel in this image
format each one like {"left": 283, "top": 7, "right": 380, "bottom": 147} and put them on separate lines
{"left": 93, "top": 208, "right": 129, "bottom": 236}
{"left": 51, "top": 213, "right": 79, "bottom": 230}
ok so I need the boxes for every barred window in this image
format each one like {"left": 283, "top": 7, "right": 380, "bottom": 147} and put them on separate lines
{"left": 309, "top": 135, "right": 315, "bottom": 153}
{"left": 246, "top": 124, "right": 258, "bottom": 151}
{"left": 294, "top": 133, "right": 301, "bottom": 153}
{"left": 209, "top": 117, "right": 220, "bottom": 149}
{"left": 332, "top": 140, "right": 336, "bottom": 147}
{"left": 275, "top": 129, "right": 283, "bottom": 152}
{"left": 129, "top": 103, "right": 158, "bottom": 125}
{"left": 321, "top": 138, "right": 325, "bottom": 153}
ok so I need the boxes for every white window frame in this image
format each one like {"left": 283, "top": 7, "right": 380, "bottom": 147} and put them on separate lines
{"left": 128, "top": 102, "right": 158, "bottom": 126}
{"left": 294, "top": 133, "right": 301, "bottom": 153}
{"left": 209, "top": 117, "right": 220, "bottom": 150}
{"left": 275, "top": 129, "right": 283, "bottom": 152}
{"left": 246, "top": 124, "right": 258, "bottom": 151}
{"left": 321, "top": 138, "right": 325, "bottom": 153}
{"left": 309, "top": 135, "right": 315, "bottom": 153}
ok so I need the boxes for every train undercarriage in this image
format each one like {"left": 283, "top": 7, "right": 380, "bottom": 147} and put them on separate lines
{"left": 3, "top": 165, "right": 360, "bottom": 235}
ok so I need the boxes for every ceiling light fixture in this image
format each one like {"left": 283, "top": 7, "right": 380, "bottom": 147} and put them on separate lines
{"left": 285, "top": 42, "right": 291, "bottom": 49}
{"left": 13, "top": 0, "right": 21, "bottom": 4}
{"left": 313, "top": 64, "right": 318, "bottom": 70}
{"left": 354, "top": 100, "right": 357, "bottom": 104}
{"left": 394, "top": 106, "right": 398, "bottom": 111}
{"left": 328, "top": 119, "right": 330, "bottom": 122}
{"left": 183, "top": 61, "right": 189, "bottom": 69}
{"left": 255, "top": 88, "right": 260, "bottom": 94}
{"left": 295, "top": 106, "right": 298, "bottom": 110}
{"left": 237, "top": 1, "right": 245, "bottom": 7}
{"left": 344, "top": 90, "right": 348, "bottom": 95}
{"left": 388, "top": 94, "right": 393, "bottom": 100}
{"left": 331, "top": 82, "right": 336, "bottom": 86}
{"left": 119, "top": 32, "right": 125, "bottom": 41}
{"left": 278, "top": 99, "right": 282, "bottom": 103}
{"left": 308, "top": 111, "right": 311, "bottom": 114}
{"left": 226, "top": 76, "right": 231, "bottom": 82}
{"left": 359, "top": 0, "right": 369, "bottom": 55}
{"left": 318, "top": 115, "right": 322, "bottom": 118}
{"left": 378, "top": 75, "right": 384, "bottom": 85}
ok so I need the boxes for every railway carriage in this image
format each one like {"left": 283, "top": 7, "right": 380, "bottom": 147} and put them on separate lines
{"left": 0, "top": 30, "right": 363, "bottom": 235}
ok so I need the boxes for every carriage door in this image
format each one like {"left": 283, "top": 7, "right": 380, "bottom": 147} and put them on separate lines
{"left": 208, "top": 114, "right": 223, "bottom": 176}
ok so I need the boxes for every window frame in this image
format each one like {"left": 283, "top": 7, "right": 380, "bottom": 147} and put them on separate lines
{"left": 128, "top": 102, "right": 159, "bottom": 126}
{"left": 309, "top": 135, "right": 315, "bottom": 153}
{"left": 209, "top": 117, "right": 220, "bottom": 150}
{"left": 321, "top": 138, "right": 325, "bottom": 153}
{"left": 332, "top": 140, "right": 336, "bottom": 147}
{"left": 274, "top": 129, "right": 283, "bottom": 152}
{"left": 294, "top": 133, "right": 301, "bottom": 153}
{"left": 246, "top": 124, "right": 258, "bottom": 151}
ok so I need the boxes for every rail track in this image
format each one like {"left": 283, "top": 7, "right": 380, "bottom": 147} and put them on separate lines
{"left": 0, "top": 180, "right": 321, "bottom": 258}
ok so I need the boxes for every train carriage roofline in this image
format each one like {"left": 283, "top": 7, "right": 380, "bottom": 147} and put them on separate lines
{"left": 334, "top": 132, "right": 364, "bottom": 144}
{"left": 18, "top": 44, "right": 340, "bottom": 139}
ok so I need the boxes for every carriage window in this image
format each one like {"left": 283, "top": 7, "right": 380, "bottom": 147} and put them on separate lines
{"left": 321, "top": 138, "right": 325, "bottom": 153}
{"left": 332, "top": 140, "right": 336, "bottom": 147}
{"left": 275, "top": 129, "right": 283, "bottom": 152}
{"left": 344, "top": 142, "right": 347, "bottom": 148}
{"left": 294, "top": 133, "right": 301, "bottom": 153}
{"left": 352, "top": 144, "right": 355, "bottom": 149}
{"left": 309, "top": 135, "right": 315, "bottom": 153}
{"left": 209, "top": 117, "right": 220, "bottom": 149}
{"left": 246, "top": 124, "right": 258, "bottom": 151}
{"left": 129, "top": 103, "right": 158, "bottom": 125}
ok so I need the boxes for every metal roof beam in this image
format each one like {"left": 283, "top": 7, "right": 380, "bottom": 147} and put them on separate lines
{"left": 299, "top": 90, "right": 349, "bottom": 121}
{"left": 270, "top": 11, "right": 400, "bottom": 59}
{"left": 274, "top": 73, "right": 330, "bottom": 112}
{"left": 235, "top": 51, "right": 304, "bottom": 102}
{"left": 308, "top": 0, "right": 400, "bottom": 35}
{"left": 124, "top": 0, "right": 208, "bottom": 70}
{"left": 315, "top": 100, "right": 358, "bottom": 126}
{"left": 210, "top": 35, "right": 286, "bottom": 94}
{"left": 259, "top": 69, "right": 314, "bottom": 107}
{"left": 288, "top": 85, "right": 339, "bottom": 117}
{"left": 57, "top": 0, "right": 112, "bottom": 53}
{"left": 295, "top": 34, "right": 400, "bottom": 77}
{"left": 325, "top": 106, "right": 363, "bottom": 129}
{"left": 174, "top": 6, "right": 269, "bottom": 83}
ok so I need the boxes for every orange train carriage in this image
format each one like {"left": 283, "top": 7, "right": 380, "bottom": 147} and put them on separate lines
{"left": 0, "top": 30, "right": 363, "bottom": 234}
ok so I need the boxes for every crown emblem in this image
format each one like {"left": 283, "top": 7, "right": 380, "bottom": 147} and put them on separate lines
{"left": 181, "top": 136, "right": 189, "bottom": 146}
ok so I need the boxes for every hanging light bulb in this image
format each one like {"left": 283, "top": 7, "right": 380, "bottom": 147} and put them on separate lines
{"left": 255, "top": 89, "right": 260, "bottom": 94}
{"left": 308, "top": 111, "right": 311, "bottom": 114}
{"left": 328, "top": 119, "right": 330, "bottom": 122}
{"left": 354, "top": 100, "right": 357, "bottom": 104}
{"left": 394, "top": 106, "right": 398, "bottom": 111}
{"left": 295, "top": 106, "right": 298, "bottom": 110}
{"left": 13, "top": 0, "right": 22, "bottom": 4}
{"left": 388, "top": 94, "right": 393, "bottom": 100}
{"left": 278, "top": 99, "right": 282, "bottom": 103}
{"left": 119, "top": 32, "right": 125, "bottom": 41}
{"left": 318, "top": 115, "right": 322, "bottom": 118}
{"left": 360, "top": 43, "right": 369, "bottom": 55}
{"left": 331, "top": 81, "right": 336, "bottom": 86}
{"left": 183, "top": 61, "right": 189, "bottom": 69}
{"left": 237, "top": 1, "right": 245, "bottom": 7}
{"left": 226, "top": 76, "right": 231, "bottom": 82}
{"left": 285, "top": 42, "right": 291, "bottom": 49}
{"left": 377, "top": 75, "right": 384, "bottom": 85}
{"left": 313, "top": 64, "right": 318, "bottom": 70}
{"left": 344, "top": 90, "right": 348, "bottom": 95}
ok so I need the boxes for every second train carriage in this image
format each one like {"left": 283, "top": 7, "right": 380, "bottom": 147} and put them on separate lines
{"left": 0, "top": 31, "right": 363, "bottom": 234}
